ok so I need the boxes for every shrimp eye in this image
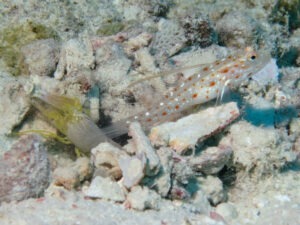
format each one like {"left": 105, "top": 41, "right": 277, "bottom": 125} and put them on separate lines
{"left": 250, "top": 55, "right": 256, "bottom": 60}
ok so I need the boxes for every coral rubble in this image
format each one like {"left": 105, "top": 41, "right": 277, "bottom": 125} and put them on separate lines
{"left": 0, "top": 0, "right": 299, "bottom": 224}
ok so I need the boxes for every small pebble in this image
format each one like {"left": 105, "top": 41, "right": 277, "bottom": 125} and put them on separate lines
{"left": 126, "top": 186, "right": 161, "bottom": 211}
{"left": 84, "top": 176, "right": 125, "bottom": 202}
{"left": 216, "top": 202, "right": 238, "bottom": 221}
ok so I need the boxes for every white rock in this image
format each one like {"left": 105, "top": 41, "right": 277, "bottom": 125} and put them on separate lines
{"left": 53, "top": 157, "right": 92, "bottom": 190}
{"left": 118, "top": 154, "right": 146, "bottom": 189}
{"left": 134, "top": 48, "right": 157, "bottom": 73}
{"left": 150, "top": 147, "right": 173, "bottom": 197}
{"left": 91, "top": 142, "right": 126, "bottom": 179}
{"left": 186, "top": 189, "right": 211, "bottom": 214}
{"left": 94, "top": 42, "right": 131, "bottom": 95}
{"left": 216, "top": 202, "right": 238, "bottom": 221}
{"left": 54, "top": 37, "right": 94, "bottom": 80}
{"left": 128, "top": 122, "right": 160, "bottom": 175}
{"left": 124, "top": 32, "right": 152, "bottom": 54}
{"left": 220, "top": 121, "right": 297, "bottom": 178}
{"left": 189, "top": 146, "right": 232, "bottom": 175}
{"left": 0, "top": 73, "right": 30, "bottom": 137}
{"left": 0, "top": 134, "right": 50, "bottom": 203}
{"left": 150, "top": 19, "right": 186, "bottom": 58}
{"left": 53, "top": 167, "right": 80, "bottom": 190}
{"left": 199, "top": 176, "right": 225, "bottom": 205}
{"left": 21, "top": 39, "right": 60, "bottom": 76}
{"left": 126, "top": 186, "right": 161, "bottom": 211}
{"left": 84, "top": 176, "right": 125, "bottom": 202}
{"left": 149, "top": 102, "right": 240, "bottom": 154}
{"left": 73, "top": 157, "right": 92, "bottom": 182}
{"left": 289, "top": 118, "right": 300, "bottom": 136}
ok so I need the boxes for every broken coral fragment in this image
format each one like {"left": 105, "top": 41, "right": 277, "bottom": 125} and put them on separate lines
{"left": 189, "top": 146, "right": 233, "bottom": 175}
{"left": 125, "top": 186, "right": 161, "bottom": 210}
{"left": 21, "top": 39, "right": 60, "bottom": 76}
{"left": 0, "top": 134, "right": 50, "bottom": 203}
{"left": 146, "top": 147, "right": 174, "bottom": 197}
{"left": 128, "top": 122, "right": 160, "bottom": 175}
{"left": 84, "top": 176, "right": 125, "bottom": 202}
{"left": 54, "top": 38, "right": 95, "bottom": 80}
{"left": 0, "top": 73, "right": 30, "bottom": 136}
{"left": 53, "top": 157, "right": 92, "bottom": 190}
{"left": 53, "top": 166, "right": 80, "bottom": 190}
{"left": 91, "top": 142, "right": 126, "bottom": 179}
{"left": 124, "top": 32, "right": 152, "bottom": 54}
{"left": 220, "top": 121, "right": 297, "bottom": 178}
{"left": 216, "top": 202, "right": 239, "bottom": 222}
{"left": 119, "top": 154, "right": 146, "bottom": 189}
{"left": 149, "top": 102, "right": 240, "bottom": 153}
{"left": 198, "top": 176, "right": 226, "bottom": 205}
{"left": 150, "top": 19, "right": 186, "bottom": 58}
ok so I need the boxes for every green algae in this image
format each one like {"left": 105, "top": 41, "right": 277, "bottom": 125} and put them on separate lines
{"left": 96, "top": 21, "right": 125, "bottom": 36}
{"left": 0, "top": 21, "right": 59, "bottom": 76}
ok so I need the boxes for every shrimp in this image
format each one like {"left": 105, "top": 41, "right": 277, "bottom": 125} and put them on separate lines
{"left": 103, "top": 47, "right": 271, "bottom": 138}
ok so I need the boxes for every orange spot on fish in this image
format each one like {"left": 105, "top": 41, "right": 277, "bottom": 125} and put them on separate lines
{"left": 188, "top": 77, "right": 193, "bottom": 81}
{"left": 147, "top": 118, "right": 152, "bottom": 122}
{"left": 182, "top": 98, "right": 186, "bottom": 102}
{"left": 234, "top": 63, "right": 240, "bottom": 68}
{"left": 165, "top": 95, "right": 169, "bottom": 99}
{"left": 203, "top": 67, "right": 209, "bottom": 71}
{"left": 215, "top": 61, "right": 220, "bottom": 65}
{"left": 241, "top": 65, "right": 249, "bottom": 69}
{"left": 192, "top": 93, "right": 198, "bottom": 98}
{"left": 235, "top": 74, "right": 240, "bottom": 79}
{"left": 162, "top": 111, "right": 167, "bottom": 116}
{"left": 220, "top": 67, "right": 229, "bottom": 73}
{"left": 175, "top": 105, "right": 180, "bottom": 110}
{"left": 209, "top": 81, "right": 216, "bottom": 87}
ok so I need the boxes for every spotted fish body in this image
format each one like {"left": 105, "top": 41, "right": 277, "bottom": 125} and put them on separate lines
{"left": 104, "top": 47, "right": 271, "bottom": 138}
